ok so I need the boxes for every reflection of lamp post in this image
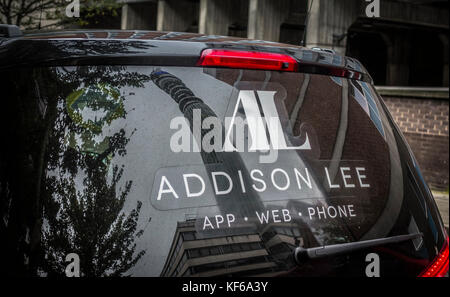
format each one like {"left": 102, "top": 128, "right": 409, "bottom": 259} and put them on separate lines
{"left": 150, "top": 70, "right": 221, "bottom": 164}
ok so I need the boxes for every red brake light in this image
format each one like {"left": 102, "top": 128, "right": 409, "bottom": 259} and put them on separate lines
{"left": 197, "top": 49, "right": 298, "bottom": 72}
{"left": 419, "top": 235, "right": 449, "bottom": 277}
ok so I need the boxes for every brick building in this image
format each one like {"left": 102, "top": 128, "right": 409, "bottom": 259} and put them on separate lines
{"left": 380, "top": 88, "right": 449, "bottom": 189}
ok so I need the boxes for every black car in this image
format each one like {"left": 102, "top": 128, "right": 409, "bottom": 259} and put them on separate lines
{"left": 0, "top": 25, "right": 448, "bottom": 277}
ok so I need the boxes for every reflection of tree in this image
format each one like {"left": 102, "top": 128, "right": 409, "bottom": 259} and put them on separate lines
{"left": 49, "top": 40, "right": 154, "bottom": 56}
{"left": 38, "top": 65, "right": 150, "bottom": 277}
{"left": 42, "top": 158, "right": 145, "bottom": 277}
{"left": 0, "top": 62, "right": 151, "bottom": 276}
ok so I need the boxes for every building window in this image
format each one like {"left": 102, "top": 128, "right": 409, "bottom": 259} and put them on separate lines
{"left": 182, "top": 231, "right": 196, "bottom": 241}
{"left": 241, "top": 243, "right": 251, "bottom": 251}
{"left": 210, "top": 246, "right": 220, "bottom": 256}
{"left": 250, "top": 242, "right": 262, "bottom": 250}
{"left": 222, "top": 245, "right": 232, "bottom": 253}
{"left": 200, "top": 247, "right": 210, "bottom": 257}
{"left": 188, "top": 249, "right": 200, "bottom": 259}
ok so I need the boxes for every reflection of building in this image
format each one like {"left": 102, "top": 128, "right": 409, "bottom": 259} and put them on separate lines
{"left": 261, "top": 223, "right": 305, "bottom": 263}
{"left": 262, "top": 206, "right": 319, "bottom": 261}
{"left": 119, "top": 0, "right": 448, "bottom": 87}
{"left": 160, "top": 206, "right": 322, "bottom": 276}
{"left": 259, "top": 202, "right": 322, "bottom": 268}
{"left": 160, "top": 220, "right": 278, "bottom": 277}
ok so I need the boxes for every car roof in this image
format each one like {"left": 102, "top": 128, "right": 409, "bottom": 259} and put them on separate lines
{"left": 0, "top": 29, "right": 371, "bottom": 82}
{"left": 21, "top": 30, "right": 298, "bottom": 46}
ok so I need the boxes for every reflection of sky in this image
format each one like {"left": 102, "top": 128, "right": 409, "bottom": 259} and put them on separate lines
{"left": 77, "top": 106, "right": 109, "bottom": 123}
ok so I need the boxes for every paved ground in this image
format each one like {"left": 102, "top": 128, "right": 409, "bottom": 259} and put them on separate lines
{"left": 432, "top": 192, "right": 449, "bottom": 229}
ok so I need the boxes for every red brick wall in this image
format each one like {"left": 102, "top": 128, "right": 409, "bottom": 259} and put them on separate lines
{"left": 383, "top": 97, "right": 449, "bottom": 190}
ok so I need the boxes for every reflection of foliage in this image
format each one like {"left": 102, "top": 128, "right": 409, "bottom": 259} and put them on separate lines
{"left": 38, "top": 65, "right": 151, "bottom": 276}
{"left": 45, "top": 40, "right": 155, "bottom": 57}
{"left": 42, "top": 161, "right": 145, "bottom": 277}
{"left": 47, "top": 65, "right": 150, "bottom": 166}
{"left": 65, "top": 83, "right": 125, "bottom": 155}
{"left": 66, "top": 84, "right": 124, "bottom": 134}
{"left": 57, "top": 65, "right": 152, "bottom": 88}
{"left": 57, "top": 66, "right": 147, "bottom": 156}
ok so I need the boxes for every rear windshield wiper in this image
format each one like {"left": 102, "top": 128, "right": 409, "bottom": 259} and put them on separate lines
{"left": 294, "top": 233, "right": 423, "bottom": 264}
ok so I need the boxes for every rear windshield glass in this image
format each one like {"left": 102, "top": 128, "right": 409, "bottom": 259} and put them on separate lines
{"left": 1, "top": 66, "right": 432, "bottom": 277}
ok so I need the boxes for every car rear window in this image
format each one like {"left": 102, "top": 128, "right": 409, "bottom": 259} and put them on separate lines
{"left": 0, "top": 65, "right": 439, "bottom": 276}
